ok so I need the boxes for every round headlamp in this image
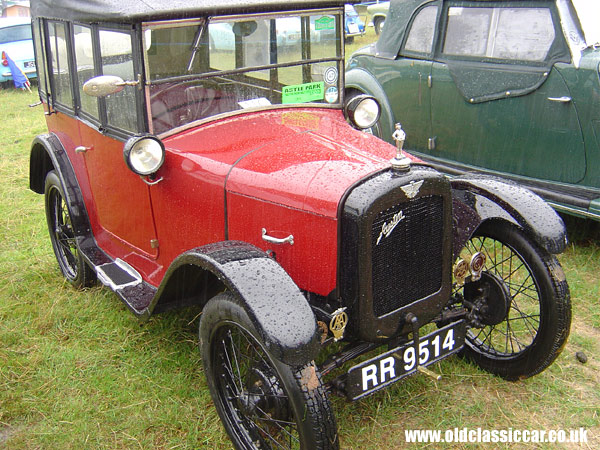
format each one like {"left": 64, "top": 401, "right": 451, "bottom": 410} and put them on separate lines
{"left": 123, "top": 135, "right": 165, "bottom": 176}
{"left": 345, "top": 94, "right": 381, "bottom": 130}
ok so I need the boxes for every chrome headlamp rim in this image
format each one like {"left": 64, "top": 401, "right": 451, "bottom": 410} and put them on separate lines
{"left": 344, "top": 94, "right": 381, "bottom": 130}
{"left": 123, "top": 135, "right": 165, "bottom": 176}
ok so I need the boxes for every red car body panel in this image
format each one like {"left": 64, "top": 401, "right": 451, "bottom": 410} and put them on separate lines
{"left": 161, "top": 108, "right": 404, "bottom": 295}
{"left": 45, "top": 107, "right": 416, "bottom": 294}
{"left": 78, "top": 124, "right": 159, "bottom": 255}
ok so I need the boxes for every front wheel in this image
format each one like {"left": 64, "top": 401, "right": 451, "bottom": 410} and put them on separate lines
{"left": 457, "top": 221, "right": 571, "bottom": 380}
{"left": 44, "top": 171, "right": 96, "bottom": 288}
{"left": 200, "top": 292, "right": 338, "bottom": 450}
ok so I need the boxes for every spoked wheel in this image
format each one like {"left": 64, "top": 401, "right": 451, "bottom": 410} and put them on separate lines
{"left": 200, "top": 293, "right": 338, "bottom": 450}
{"left": 44, "top": 171, "right": 95, "bottom": 288}
{"left": 456, "top": 221, "right": 571, "bottom": 380}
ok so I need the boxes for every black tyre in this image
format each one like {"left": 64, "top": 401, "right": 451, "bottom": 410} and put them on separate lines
{"left": 373, "top": 17, "right": 385, "bottom": 35}
{"left": 44, "top": 171, "right": 96, "bottom": 288}
{"left": 457, "top": 221, "right": 571, "bottom": 380}
{"left": 200, "top": 292, "right": 338, "bottom": 450}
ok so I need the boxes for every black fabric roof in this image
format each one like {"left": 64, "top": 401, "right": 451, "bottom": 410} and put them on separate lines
{"left": 31, "top": 0, "right": 356, "bottom": 23}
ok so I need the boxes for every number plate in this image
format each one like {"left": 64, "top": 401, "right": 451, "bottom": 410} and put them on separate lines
{"left": 24, "top": 60, "right": 36, "bottom": 69}
{"left": 346, "top": 321, "right": 466, "bottom": 400}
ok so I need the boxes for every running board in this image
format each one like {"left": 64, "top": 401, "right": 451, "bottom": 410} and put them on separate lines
{"left": 97, "top": 259, "right": 142, "bottom": 290}
{"left": 95, "top": 258, "right": 157, "bottom": 316}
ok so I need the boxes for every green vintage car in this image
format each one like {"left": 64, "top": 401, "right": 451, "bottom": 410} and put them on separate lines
{"left": 346, "top": 0, "right": 600, "bottom": 220}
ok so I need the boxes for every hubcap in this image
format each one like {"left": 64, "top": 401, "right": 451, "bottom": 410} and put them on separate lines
{"left": 239, "top": 364, "right": 289, "bottom": 421}
{"left": 464, "top": 271, "right": 511, "bottom": 326}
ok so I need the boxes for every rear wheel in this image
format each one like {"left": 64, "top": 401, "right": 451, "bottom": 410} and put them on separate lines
{"left": 457, "top": 221, "right": 570, "bottom": 380}
{"left": 44, "top": 171, "right": 95, "bottom": 288}
{"left": 373, "top": 17, "right": 385, "bottom": 35}
{"left": 200, "top": 292, "right": 338, "bottom": 450}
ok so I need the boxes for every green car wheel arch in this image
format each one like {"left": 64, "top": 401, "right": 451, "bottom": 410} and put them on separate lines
{"left": 345, "top": 67, "right": 395, "bottom": 140}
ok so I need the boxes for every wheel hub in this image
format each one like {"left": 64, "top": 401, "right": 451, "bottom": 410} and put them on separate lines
{"left": 464, "top": 272, "right": 511, "bottom": 326}
{"left": 237, "top": 364, "right": 289, "bottom": 421}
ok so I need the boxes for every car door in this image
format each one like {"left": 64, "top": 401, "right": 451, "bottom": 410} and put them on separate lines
{"left": 428, "top": 2, "right": 585, "bottom": 184}
{"left": 73, "top": 25, "right": 159, "bottom": 258}
{"left": 385, "top": 4, "right": 438, "bottom": 151}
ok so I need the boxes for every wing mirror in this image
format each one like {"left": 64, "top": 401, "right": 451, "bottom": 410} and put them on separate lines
{"left": 83, "top": 75, "right": 138, "bottom": 97}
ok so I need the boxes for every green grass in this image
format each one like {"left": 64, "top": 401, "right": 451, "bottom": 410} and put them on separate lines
{"left": 1, "top": 83, "right": 599, "bottom": 450}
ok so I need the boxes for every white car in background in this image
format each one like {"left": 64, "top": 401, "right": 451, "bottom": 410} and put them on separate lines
{"left": 0, "top": 17, "right": 37, "bottom": 84}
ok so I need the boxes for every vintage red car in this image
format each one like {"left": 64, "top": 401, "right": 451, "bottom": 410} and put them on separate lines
{"left": 29, "top": 0, "right": 571, "bottom": 448}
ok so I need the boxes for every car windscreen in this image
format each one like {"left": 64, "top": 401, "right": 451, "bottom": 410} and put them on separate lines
{"left": 0, "top": 24, "right": 32, "bottom": 44}
{"left": 143, "top": 10, "right": 343, "bottom": 134}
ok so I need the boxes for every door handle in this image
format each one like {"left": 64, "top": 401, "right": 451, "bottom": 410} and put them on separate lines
{"left": 547, "top": 96, "right": 571, "bottom": 103}
{"left": 75, "top": 146, "right": 91, "bottom": 153}
{"left": 261, "top": 228, "right": 294, "bottom": 245}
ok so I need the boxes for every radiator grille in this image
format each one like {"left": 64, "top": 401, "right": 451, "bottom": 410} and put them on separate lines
{"left": 371, "top": 195, "right": 444, "bottom": 317}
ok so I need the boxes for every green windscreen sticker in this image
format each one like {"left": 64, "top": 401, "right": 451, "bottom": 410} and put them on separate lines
{"left": 315, "top": 16, "right": 335, "bottom": 31}
{"left": 282, "top": 82, "right": 325, "bottom": 104}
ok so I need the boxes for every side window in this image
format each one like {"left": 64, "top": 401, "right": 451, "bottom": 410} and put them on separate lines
{"left": 493, "top": 9, "right": 555, "bottom": 61}
{"left": 99, "top": 28, "right": 137, "bottom": 132}
{"left": 74, "top": 25, "right": 98, "bottom": 119}
{"left": 404, "top": 6, "right": 438, "bottom": 54}
{"left": 443, "top": 7, "right": 555, "bottom": 62}
{"left": 32, "top": 19, "right": 48, "bottom": 99}
{"left": 48, "top": 21, "right": 73, "bottom": 107}
{"left": 208, "top": 22, "right": 237, "bottom": 72}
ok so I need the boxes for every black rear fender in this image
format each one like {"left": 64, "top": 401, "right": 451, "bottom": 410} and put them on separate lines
{"left": 29, "top": 133, "right": 91, "bottom": 237}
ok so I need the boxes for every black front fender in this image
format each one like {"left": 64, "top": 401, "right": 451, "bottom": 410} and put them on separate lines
{"left": 151, "top": 241, "right": 320, "bottom": 367}
{"left": 451, "top": 175, "right": 568, "bottom": 257}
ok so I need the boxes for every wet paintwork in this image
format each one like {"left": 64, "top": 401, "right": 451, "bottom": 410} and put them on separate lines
{"left": 156, "top": 108, "right": 408, "bottom": 294}
{"left": 44, "top": 112, "right": 163, "bottom": 279}
{"left": 165, "top": 108, "right": 402, "bottom": 216}
{"left": 450, "top": 175, "right": 568, "bottom": 257}
{"left": 38, "top": 105, "right": 413, "bottom": 296}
